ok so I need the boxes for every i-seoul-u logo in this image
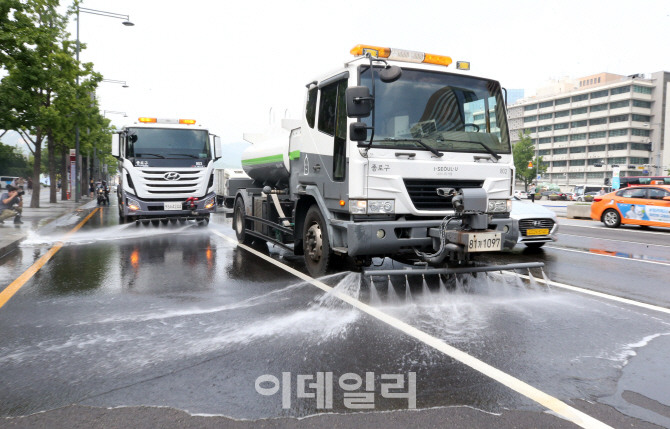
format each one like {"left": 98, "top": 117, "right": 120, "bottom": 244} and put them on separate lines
{"left": 164, "top": 172, "right": 181, "bottom": 181}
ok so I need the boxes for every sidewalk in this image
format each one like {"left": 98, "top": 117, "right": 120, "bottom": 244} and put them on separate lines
{"left": 0, "top": 189, "right": 92, "bottom": 257}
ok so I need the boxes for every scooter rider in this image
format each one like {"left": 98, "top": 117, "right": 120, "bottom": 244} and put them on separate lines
{"left": 0, "top": 185, "right": 24, "bottom": 224}
{"left": 98, "top": 181, "right": 110, "bottom": 205}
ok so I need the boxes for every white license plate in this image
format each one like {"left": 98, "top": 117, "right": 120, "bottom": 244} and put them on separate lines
{"left": 467, "top": 232, "right": 502, "bottom": 252}
{"left": 164, "top": 202, "right": 183, "bottom": 211}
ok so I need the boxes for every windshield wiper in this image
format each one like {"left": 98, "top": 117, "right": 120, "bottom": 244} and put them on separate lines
{"left": 438, "top": 138, "right": 501, "bottom": 161}
{"left": 381, "top": 138, "right": 443, "bottom": 158}
{"left": 135, "top": 153, "right": 165, "bottom": 159}
{"left": 168, "top": 153, "right": 201, "bottom": 159}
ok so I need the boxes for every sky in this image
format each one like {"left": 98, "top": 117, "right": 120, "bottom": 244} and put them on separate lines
{"left": 4, "top": 0, "right": 670, "bottom": 159}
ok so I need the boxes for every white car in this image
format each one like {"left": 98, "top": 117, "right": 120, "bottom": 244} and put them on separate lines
{"left": 514, "top": 190, "right": 529, "bottom": 199}
{"left": 510, "top": 196, "right": 558, "bottom": 248}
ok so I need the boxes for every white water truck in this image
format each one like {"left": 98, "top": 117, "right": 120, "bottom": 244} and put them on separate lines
{"left": 111, "top": 117, "right": 222, "bottom": 226}
{"left": 233, "top": 44, "right": 543, "bottom": 278}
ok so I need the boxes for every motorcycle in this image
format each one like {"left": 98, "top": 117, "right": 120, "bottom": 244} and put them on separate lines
{"left": 97, "top": 187, "right": 109, "bottom": 205}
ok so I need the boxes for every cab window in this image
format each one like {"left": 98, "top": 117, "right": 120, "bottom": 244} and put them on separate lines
{"left": 620, "top": 188, "right": 647, "bottom": 198}
{"left": 647, "top": 188, "right": 670, "bottom": 200}
{"left": 305, "top": 87, "right": 318, "bottom": 129}
{"left": 318, "top": 83, "right": 338, "bottom": 136}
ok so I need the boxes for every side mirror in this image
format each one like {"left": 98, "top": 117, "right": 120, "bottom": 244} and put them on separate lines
{"left": 346, "top": 86, "right": 373, "bottom": 118}
{"left": 349, "top": 122, "right": 369, "bottom": 142}
{"left": 111, "top": 134, "right": 120, "bottom": 158}
{"left": 379, "top": 65, "right": 402, "bottom": 83}
{"left": 213, "top": 136, "right": 222, "bottom": 159}
{"left": 663, "top": 196, "right": 670, "bottom": 201}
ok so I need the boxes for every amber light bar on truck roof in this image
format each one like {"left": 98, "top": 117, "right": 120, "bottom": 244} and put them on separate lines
{"left": 138, "top": 117, "right": 196, "bottom": 125}
{"left": 350, "top": 44, "right": 470, "bottom": 70}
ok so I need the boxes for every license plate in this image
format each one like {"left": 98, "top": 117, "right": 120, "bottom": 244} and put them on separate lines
{"left": 164, "top": 202, "right": 182, "bottom": 210}
{"left": 467, "top": 232, "right": 502, "bottom": 252}
{"left": 526, "top": 228, "right": 549, "bottom": 236}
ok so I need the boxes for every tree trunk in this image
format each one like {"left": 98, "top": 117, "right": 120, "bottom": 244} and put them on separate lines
{"left": 30, "top": 128, "right": 43, "bottom": 208}
{"left": 47, "top": 130, "right": 57, "bottom": 203}
{"left": 60, "top": 142, "right": 68, "bottom": 201}
{"left": 81, "top": 155, "right": 88, "bottom": 199}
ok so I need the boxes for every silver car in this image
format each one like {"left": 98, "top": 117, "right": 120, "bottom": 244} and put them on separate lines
{"left": 510, "top": 197, "right": 558, "bottom": 248}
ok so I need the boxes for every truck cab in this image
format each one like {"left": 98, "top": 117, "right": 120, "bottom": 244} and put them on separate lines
{"left": 112, "top": 117, "right": 222, "bottom": 225}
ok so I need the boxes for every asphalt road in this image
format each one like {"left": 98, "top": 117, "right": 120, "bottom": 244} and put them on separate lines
{"left": 0, "top": 201, "right": 669, "bottom": 428}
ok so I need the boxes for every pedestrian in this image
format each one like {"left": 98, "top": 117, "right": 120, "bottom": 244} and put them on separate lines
{"left": 530, "top": 183, "right": 535, "bottom": 203}
{"left": 17, "top": 177, "right": 25, "bottom": 192}
{"left": 0, "top": 185, "right": 24, "bottom": 224}
{"left": 599, "top": 187, "right": 606, "bottom": 196}
{"left": 89, "top": 180, "right": 95, "bottom": 198}
{"left": 57, "top": 180, "right": 61, "bottom": 192}
{"left": 27, "top": 177, "right": 33, "bottom": 195}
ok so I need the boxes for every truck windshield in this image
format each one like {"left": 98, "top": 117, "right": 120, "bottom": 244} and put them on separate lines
{"left": 360, "top": 67, "right": 510, "bottom": 154}
{"left": 126, "top": 128, "right": 211, "bottom": 159}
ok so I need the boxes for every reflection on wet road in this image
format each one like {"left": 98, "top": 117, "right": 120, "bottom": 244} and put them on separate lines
{"left": 0, "top": 204, "right": 669, "bottom": 427}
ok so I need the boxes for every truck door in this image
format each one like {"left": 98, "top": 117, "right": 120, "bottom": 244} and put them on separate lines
{"left": 314, "top": 78, "right": 348, "bottom": 204}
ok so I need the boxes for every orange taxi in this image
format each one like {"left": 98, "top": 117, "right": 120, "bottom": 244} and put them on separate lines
{"left": 591, "top": 185, "right": 670, "bottom": 228}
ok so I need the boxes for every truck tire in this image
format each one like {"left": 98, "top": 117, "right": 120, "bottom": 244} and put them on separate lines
{"left": 234, "top": 196, "right": 254, "bottom": 245}
{"left": 303, "top": 205, "right": 336, "bottom": 278}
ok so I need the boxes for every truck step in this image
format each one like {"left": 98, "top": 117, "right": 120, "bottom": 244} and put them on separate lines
{"left": 332, "top": 246, "right": 348, "bottom": 255}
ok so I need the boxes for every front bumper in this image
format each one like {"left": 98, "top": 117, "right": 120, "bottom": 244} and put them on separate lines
{"left": 121, "top": 191, "right": 217, "bottom": 218}
{"left": 343, "top": 216, "right": 516, "bottom": 257}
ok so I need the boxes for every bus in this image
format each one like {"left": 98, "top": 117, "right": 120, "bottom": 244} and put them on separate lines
{"left": 620, "top": 176, "right": 670, "bottom": 187}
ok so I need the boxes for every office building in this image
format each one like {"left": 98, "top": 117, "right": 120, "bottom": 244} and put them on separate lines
{"left": 508, "top": 71, "right": 670, "bottom": 187}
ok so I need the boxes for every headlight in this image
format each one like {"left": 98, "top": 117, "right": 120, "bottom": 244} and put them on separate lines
{"left": 349, "top": 200, "right": 367, "bottom": 214}
{"left": 487, "top": 199, "right": 510, "bottom": 213}
{"left": 368, "top": 200, "right": 395, "bottom": 214}
{"left": 127, "top": 198, "right": 140, "bottom": 211}
{"left": 204, "top": 197, "right": 215, "bottom": 210}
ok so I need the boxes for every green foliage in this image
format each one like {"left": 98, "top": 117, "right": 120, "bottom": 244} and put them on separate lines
{"left": 0, "top": 141, "right": 31, "bottom": 177}
{"left": 0, "top": 0, "right": 113, "bottom": 204}
{"left": 513, "top": 130, "right": 547, "bottom": 192}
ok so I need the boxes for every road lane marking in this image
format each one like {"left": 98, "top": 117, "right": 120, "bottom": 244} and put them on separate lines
{"left": 509, "top": 272, "right": 670, "bottom": 316}
{"left": 560, "top": 223, "right": 670, "bottom": 236}
{"left": 0, "top": 208, "right": 99, "bottom": 309}
{"left": 558, "top": 233, "right": 670, "bottom": 249}
{"left": 545, "top": 246, "right": 670, "bottom": 266}
{"left": 212, "top": 230, "right": 612, "bottom": 429}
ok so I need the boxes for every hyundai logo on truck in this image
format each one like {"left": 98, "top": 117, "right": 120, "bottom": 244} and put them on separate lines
{"left": 164, "top": 172, "right": 181, "bottom": 181}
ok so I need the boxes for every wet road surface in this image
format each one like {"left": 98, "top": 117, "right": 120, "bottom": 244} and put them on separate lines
{"left": 0, "top": 201, "right": 669, "bottom": 428}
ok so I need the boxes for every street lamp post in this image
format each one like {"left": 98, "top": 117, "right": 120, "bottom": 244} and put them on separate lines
{"left": 74, "top": 7, "right": 134, "bottom": 202}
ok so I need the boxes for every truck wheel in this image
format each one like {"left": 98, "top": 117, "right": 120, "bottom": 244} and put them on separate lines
{"left": 234, "top": 197, "right": 254, "bottom": 245}
{"left": 303, "top": 205, "right": 335, "bottom": 278}
{"left": 602, "top": 209, "right": 621, "bottom": 228}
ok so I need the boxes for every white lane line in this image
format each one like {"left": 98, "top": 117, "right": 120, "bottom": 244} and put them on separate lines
{"left": 545, "top": 246, "right": 670, "bottom": 266}
{"left": 558, "top": 233, "right": 670, "bottom": 249}
{"left": 508, "top": 271, "right": 670, "bottom": 316}
{"left": 561, "top": 223, "right": 670, "bottom": 236}
{"left": 212, "top": 230, "right": 612, "bottom": 429}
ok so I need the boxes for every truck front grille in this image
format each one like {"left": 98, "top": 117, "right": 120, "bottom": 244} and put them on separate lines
{"left": 519, "top": 219, "right": 555, "bottom": 236}
{"left": 138, "top": 167, "right": 205, "bottom": 196}
{"left": 403, "top": 179, "right": 484, "bottom": 211}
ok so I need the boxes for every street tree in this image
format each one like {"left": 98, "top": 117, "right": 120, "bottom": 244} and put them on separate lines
{"left": 513, "top": 129, "right": 547, "bottom": 192}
